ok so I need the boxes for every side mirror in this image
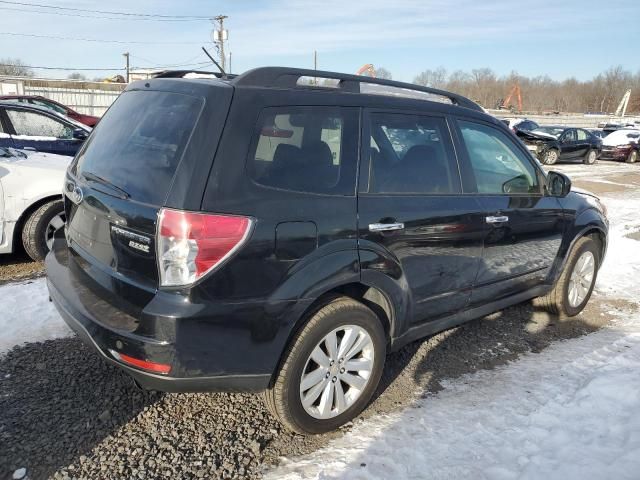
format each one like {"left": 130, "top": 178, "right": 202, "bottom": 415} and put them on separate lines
{"left": 547, "top": 171, "right": 571, "bottom": 197}
{"left": 72, "top": 128, "right": 88, "bottom": 141}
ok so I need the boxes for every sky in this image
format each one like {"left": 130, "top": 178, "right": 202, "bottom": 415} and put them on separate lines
{"left": 1, "top": 0, "right": 639, "bottom": 82}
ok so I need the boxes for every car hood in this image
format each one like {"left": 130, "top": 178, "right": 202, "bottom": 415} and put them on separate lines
{"left": 0, "top": 149, "right": 72, "bottom": 172}
{"left": 519, "top": 130, "right": 558, "bottom": 141}
{"left": 572, "top": 186, "right": 599, "bottom": 199}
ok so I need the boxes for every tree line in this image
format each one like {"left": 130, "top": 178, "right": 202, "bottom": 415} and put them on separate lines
{"left": 412, "top": 66, "right": 640, "bottom": 114}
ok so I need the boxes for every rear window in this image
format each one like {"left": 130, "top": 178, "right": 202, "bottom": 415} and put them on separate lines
{"left": 72, "top": 90, "right": 203, "bottom": 205}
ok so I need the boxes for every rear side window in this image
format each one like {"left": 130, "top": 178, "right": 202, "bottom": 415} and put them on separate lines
{"left": 247, "top": 107, "right": 358, "bottom": 195}
{"left": 577, "top": 129, "right": 589, "bottom": 140}
{"left": 458, "top": 120, "right": 540, "bottom": 195}
{"left": 6, "top": 109, "right": 72, "bottom": 139}
{"left": 72, "top": 90, "right": 203, "bottom": 205}
{"left": 366, "top": 113, "right": 461, "bottom": 194}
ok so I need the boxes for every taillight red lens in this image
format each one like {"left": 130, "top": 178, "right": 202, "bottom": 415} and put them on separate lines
{"left": 109, "top": 350, "right": 172, "bottom": 374}
{"left": 157, "top": 209, "right": 252, "bottom": 287}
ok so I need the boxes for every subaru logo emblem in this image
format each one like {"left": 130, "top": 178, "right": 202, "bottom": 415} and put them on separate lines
{"left": 66, "top": 181, "right": 84, "bottom": 205}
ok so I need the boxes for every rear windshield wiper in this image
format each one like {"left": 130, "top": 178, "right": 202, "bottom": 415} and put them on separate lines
{"left": 82, "top": 171, "right": 130, "bottom": 199}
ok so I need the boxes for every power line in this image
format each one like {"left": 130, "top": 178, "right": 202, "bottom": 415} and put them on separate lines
{"left": 0, "top": 0, "right": 211, "bottom": 19}
{"left": 0, "top": 63, "right": 121, "bottom": 71}
{"left": 0, "top": 61, "right": 214, "bottom": 72}
{"left": 1, "top": 31, "right": 203, "bottom": 45}
{"left": 0, "top": 5, "right": 210, "bottom": 22}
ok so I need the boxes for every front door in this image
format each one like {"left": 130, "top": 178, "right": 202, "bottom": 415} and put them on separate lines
{"left": 358, "top": 111, "right": 484, "bottom": 325}
{"left": 454, "top": 119, "right": 564, "bottom": 305}
{"left": 558, "top": 128, "right": 579, "bottom": 160}
{"left": 4, "top": 108, "right": 78, "bottom": 155}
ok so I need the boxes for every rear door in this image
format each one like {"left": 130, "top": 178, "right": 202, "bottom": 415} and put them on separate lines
{"left": 358, "top": 111, "right": 484, "bottom": 325}
{"left": 576, "top": 128, "right": 592, "bottom": 156}
{"left": 453, "top": 119, "right": 564, "bottom": 304}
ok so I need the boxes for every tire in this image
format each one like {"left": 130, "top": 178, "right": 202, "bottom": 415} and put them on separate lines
{"left": 21, "top": 200, "right": 65, "bottom": 261}
{"left": 263, "top": 296, "right": 386, "bottom": 434}
{"left": 534, "top": 236, "right": 600, "bottom": 317}
{"left": 626, "top": 150, "right": 638, "bottom": 164}
{"left": 542, "top": 149, "right": 559, "bottom": 165}
{"left": 583, "top": 149, "right": 597, "bottom": 165}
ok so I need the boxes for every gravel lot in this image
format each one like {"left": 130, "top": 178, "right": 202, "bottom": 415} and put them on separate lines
{"left": 1, "top": 161, "right": 639, "bottom": 480}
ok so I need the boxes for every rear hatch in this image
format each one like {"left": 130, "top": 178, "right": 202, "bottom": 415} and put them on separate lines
{"left": 64, "top": 82, "right": 232, "bottom": 291}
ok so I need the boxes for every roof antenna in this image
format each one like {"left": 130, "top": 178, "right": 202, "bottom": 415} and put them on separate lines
{"left": 202, "top": 46, "right": 226, "bottom": 77}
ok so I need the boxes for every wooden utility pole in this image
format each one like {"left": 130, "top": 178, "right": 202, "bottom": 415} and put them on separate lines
{"left": 213, "top": 15, "right": 228, "bottom": 71}
{"left": 123, "top": 52, "right": 130, "bottom": 83}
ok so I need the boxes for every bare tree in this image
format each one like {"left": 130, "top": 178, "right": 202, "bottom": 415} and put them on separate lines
{"left": 67, "top": 72, "right": 87, "bottom": 81}
{"left": 413, "top": 67, "right": 447, "bottom": 89}
{"left": 375, "top": 67, "right": 392, "bottom": 80}
{"left": 0, "top": 58, "right": 33, "bottom": 77}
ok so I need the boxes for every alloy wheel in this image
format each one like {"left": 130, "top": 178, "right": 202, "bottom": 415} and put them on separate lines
{"left": 45, "top": 212, "right": 65, "bottom": 250}
{"left": 299, "top": 325, "right": 374, "bottom": 420}
{"left": 568, "top": 251, "right": 595, "bottom": 308}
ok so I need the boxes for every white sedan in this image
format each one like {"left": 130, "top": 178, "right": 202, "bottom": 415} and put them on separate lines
{"left": 0, "top": 147, "right": 70, "bottom": 260}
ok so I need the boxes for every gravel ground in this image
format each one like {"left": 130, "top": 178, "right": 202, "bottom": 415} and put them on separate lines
{"left": 0, "top": 296, "right": 625, "bottom": 480}
{"left": 0, "top": 161, "right": 638, "bottom": 479}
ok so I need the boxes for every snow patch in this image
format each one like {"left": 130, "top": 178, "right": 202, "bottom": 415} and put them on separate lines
{"left": 266, "top": 317, "right": 640, "bottom": 480}
{"left": 0, "top": 278, "right": 71, "bottom": 356}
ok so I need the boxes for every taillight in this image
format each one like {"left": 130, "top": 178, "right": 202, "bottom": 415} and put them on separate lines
{"left": 157, "top": 208, "right": 253, "bottom": 287}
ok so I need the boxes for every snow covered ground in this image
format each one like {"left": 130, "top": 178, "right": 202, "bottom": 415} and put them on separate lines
{"left": 0, "top": 279, "right": 71, "bottom": 356}
{"left": 266, "top": 180, "right": 640, "bottom": 479}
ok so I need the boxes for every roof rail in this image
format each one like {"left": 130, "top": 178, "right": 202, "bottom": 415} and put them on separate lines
{"left": 152, "top": 70, "right": 238, "bottom": 80}
{"left": 232, "top": 67, "right": 483, "bottom": 112}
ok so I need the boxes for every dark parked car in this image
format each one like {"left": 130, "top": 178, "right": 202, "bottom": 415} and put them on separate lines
{"left": 501, "top": 118, "right": 540, "bottom": 139}
{"left": 587, "top": 128, "right": 608, "bottom": 140}
{"left": 47, "top": 67, "right": 608, "bottom": 434}
{"left": 0, "top": 101, "right": 90, "bottom": 156}
{"left": 599, "top": 128, "right": 640, "bottom": 163}
{"left": 0, "top": 95, "right": 100, "bottom": 127}
{"left": 520, "top": 126, "right": 602, "bottom": 165}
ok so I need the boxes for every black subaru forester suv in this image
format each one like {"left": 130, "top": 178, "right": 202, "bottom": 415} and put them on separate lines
{"left": 47, "top": 67, "right": 608, "bottom": 434}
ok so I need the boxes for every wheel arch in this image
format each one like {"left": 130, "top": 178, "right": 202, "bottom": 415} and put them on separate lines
{"left": 12, "top": 194, "right": 63, "bottom": 252}
{"left": 269, "top": 280, "right": 397, "bottom": 387}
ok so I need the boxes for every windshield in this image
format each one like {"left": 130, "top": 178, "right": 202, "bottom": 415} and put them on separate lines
{"left": 72, "top": 90, "right": 203, "bottom": 205}
{"left": 532, "top": 127, "right": 564, "bottom": 138}
{"left": 0, "top": 147, "right": 27, "bottom": 158}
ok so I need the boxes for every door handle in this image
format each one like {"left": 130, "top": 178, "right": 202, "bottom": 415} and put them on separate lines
{"left": 485, "top": 216, "right": 509, "bottom": 224}
{"left": 369, "top": 222, "right": 405, "bottom": 232}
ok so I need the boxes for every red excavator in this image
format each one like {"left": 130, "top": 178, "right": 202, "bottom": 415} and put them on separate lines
{"left": 355, "top": 64, "right": 376, "bottom": 77}
{"left": 501, "top": 82, "right": 523, "bottom": 112}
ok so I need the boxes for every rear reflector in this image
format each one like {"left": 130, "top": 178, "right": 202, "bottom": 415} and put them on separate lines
{"left": 109, "top": 349, "right": 171, "bottom": 374}
{"left": 157, "top": 208, "right": 253, "bottom": 287}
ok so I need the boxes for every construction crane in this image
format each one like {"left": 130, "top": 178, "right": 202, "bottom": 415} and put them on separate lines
{"left": 615, "top": 89, "right": 632, "bottom": 117}
{"left": 356, "top": 64, "right": 376, "bottom": 77}
{"left": 501, "top": 82, "right": 523, "bottom": 112}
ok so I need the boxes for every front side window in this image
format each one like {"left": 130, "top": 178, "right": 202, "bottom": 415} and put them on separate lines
{"left": 248, "top": 107, "right": 357, "bottom": 194}
{"left": 561, "top": 129, "right": 577, "bottom": 142}
{"left": 367, "top": 113, "right": 460, "bottom": 194}
{"left": 458, "top": 120, "right": 540, "bottom": 195}
{"left": 6, "top": 109, "right": 72, "bottom": 139}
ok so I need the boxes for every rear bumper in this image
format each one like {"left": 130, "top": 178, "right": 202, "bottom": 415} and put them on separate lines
{"left": 47, "top": 278, "right": 270, "bottom": 392}
{"left": 45, "top": 237, "right": 304, "bottom": 392}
